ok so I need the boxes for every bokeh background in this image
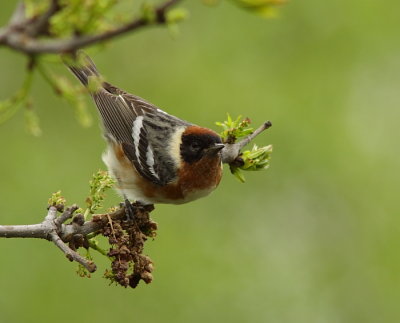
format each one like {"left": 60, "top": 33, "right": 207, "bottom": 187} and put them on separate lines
{"left": 1, "top": 1, "right": 400, "bottom": 322}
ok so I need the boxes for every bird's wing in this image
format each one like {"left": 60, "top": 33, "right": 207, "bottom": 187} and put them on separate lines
{"left": 93, "top": 84, "right": 190, "bottom": 185}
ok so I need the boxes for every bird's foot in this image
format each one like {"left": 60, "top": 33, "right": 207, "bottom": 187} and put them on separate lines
{"left": 124, "top": 199, "right": 136, "bottom": 221}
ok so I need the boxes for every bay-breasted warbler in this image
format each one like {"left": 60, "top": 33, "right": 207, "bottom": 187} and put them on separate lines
{"left": 67, "top": 53, "right": 224, "bottom": 207}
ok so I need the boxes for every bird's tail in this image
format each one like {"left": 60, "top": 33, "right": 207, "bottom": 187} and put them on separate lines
{"left": 63, "top": 51, "right": 101, "bottom": 87}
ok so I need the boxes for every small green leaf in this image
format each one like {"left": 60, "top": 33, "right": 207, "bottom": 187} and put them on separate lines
{"left": 166, "top": 8, "right": 189, "bottom": 24}
{"left": 230, "top": 165, "right": 246, "bottom": 183}
{"left": 49, "top": 0, "right": 118, "bottom": 37}
{"left": 87, "top": 75, "right": 104, "bottom": 94}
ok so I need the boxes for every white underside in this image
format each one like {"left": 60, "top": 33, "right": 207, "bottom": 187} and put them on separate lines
{"left": 102, "top": 147, "right": 153, "bottom": 204}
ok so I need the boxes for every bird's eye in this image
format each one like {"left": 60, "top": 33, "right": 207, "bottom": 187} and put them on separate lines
{"left": 190, "top": 141, "right": 201, "bottom": 150}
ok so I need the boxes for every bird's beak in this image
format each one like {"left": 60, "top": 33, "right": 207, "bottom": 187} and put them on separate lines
{"left": 206, "top": 143, "right": 225, "bottom": 156}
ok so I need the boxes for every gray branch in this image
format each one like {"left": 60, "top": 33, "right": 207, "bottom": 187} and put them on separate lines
{"left": 0, "top": 0, "right": 181, "bottom": 55}
{"left": 0, "top": 205, "right": 126, "bottom": 272}
{"left": 221, "top": 121, "right": 272, "bottom": 164}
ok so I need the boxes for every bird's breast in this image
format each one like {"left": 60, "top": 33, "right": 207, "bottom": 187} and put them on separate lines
{"left": 103, "top": 143, "right": 222, "bottom": 204}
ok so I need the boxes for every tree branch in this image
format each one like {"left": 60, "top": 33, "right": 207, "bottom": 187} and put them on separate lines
{"left": 0, "top": 2, "right": 26, "bottom": 43}
{"left": 0, "top": 197, "right": 157, "bottom": 288}
{"left": 221, "top": 121, "right": 272, "bottom": 164}
{"left": 0, "top": 205, "right": 127, "bottom": 272}
{"left": 0, "top": 0, "right": 182, "bottom": 55}
{"left": 49, "top": 230, "right": 96, "bottom": 272}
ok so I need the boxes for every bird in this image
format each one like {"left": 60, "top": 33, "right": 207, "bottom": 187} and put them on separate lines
{"left": 65, "top": 52, "right": 225, "bottom": 212}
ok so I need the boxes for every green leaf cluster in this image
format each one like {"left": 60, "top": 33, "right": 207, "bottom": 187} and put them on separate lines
{"left": 48, "top": 190, "right": 66, "bottom": 208}
{"left": 230, "top": 144, "right": 272, "bottom": 182}
{"left": 240, "top": 144, "right": 272, "bottom": 171}
{"left": 216, "top": 114, "right": 254, "bottom": 144}
{"left": 216, "top": 115, "right": 273, "bottom": 183}
{"left": 26, "top": 0, "right": 190, "bottom": 39}
{"left": 49, "top": 0, "right": 119, "bottom": 37}
{"left": 85, "top": 170, "right": 115, "bottom": 216}
{"left": 47, "top": 170, "right": 114, "bottom": 218}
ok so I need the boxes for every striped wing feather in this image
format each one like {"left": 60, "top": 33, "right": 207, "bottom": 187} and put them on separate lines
{"left": 93, "top": 83, "right": 189, "bottom": 185}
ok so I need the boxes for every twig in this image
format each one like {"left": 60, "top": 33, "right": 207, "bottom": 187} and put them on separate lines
{"left": 55, "top": 204, "right": 79, "bottom": 227}
{"left": 49, "top": 230, "right": 96, "bottom": 272}
{"left": 221, "top": 121, "right": 272, "bottom": 164}
{"left": 0, "top": 205, "right": 122, "bottom": 272}
{"left": 60, "top": 208, "right": 126, "bottom": 241}
{"left": 44, "top": 206, "right": 95, "bottom": 271}
{"left": 45, "top": 204, "right": 58, "bottom": 221}
{"left": 0, "top": 223, "right": 50, "bottom": 239}
{"left": 0, "top": 0, "right": 182, "bottom": 55}
{"left": 8, "top": 1, "right": 27, "bottom": 27}
{"left": 0, "top": 2, "right": 26, "bottom": 45}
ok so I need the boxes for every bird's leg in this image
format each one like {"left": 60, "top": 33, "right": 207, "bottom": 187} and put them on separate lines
{"left": 123, "top": 196, "right": 135, "bottom": 221}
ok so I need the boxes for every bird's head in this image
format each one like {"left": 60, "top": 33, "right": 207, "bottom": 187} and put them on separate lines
{"left": 180, "top": 126, "right": 224, "bottom": 164}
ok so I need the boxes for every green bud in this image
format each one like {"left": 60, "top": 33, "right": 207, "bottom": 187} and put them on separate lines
{"left": 141, "top": 2, "right": 156, "bottom": 23}
{"left": 25, "top": 0, "right": 48, "bottom": 18}
{"left": 48, "top": 191, "right": 66, "bottom": 207}
{"left": 240, "top": 144, "right": 273, "bottom": 171}
{"left": 231, "top": 0, "right": 286, "bottom": 18}
{"left": 87, "top": 75, "right": 104, "bottom": 94}
{"left": 166, "top": 8, "right": 189, "bottom": 24}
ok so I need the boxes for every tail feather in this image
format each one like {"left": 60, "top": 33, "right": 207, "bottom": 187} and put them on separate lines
{"left": 64, "top": 51, "right": 100, "bottom": 87}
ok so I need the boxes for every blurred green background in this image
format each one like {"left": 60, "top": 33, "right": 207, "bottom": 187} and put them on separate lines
{"left": 1, "top": 1, "right": 400, "bottom": 322}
